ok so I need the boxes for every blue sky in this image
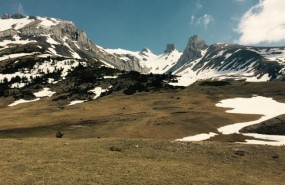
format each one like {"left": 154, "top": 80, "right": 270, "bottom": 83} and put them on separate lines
{"left": 1, "top": 0, "right": 285, "bottom": 54}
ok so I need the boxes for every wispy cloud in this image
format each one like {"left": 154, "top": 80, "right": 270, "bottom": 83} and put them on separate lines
{"left": 17, "top": 3, "right": 25, "bottom": 15}
{"left": 196, "top": 0, "right": 202, "bottom": 9}
{"left": 237, "top": 0, "right": 285, "bottom": 45}
{"left": 191, "top": 14, "right": 214, "bottom": 29}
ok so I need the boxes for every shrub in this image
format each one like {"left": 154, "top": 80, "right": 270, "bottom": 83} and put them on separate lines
{"left": 55, "top": 131, "right": 64, "bottom": 138}
{"left": 110, "top": 146, "right": 121, "bottom": 152}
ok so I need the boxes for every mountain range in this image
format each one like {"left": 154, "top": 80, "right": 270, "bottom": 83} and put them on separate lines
{"left": 0, "top": 14, "right": 285, "bottom": 106}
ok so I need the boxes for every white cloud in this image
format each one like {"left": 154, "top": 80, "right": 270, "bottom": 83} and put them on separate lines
{"left": 191, "top": 15, "right": 195, "bottom": 24}
{"left": 237, "top": 0, "right": 285, "bottom": 45}
{"left": 17, "top": 3, "right": 25, "bottom": 15}
{"left": 197, "top": 14, "right": 213, "bottom": 29}
{"left": 191, "top": 14, "right": 213, "bottom": 29}
{"left": 196, "top": 0, "right": 202, "bottom": 9}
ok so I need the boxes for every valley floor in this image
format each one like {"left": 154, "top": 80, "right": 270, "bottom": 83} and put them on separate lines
{"left": 1, "top": 81, "right": 285, "bottom": 141}
{"left": 0, "top": 138, "right": 284, "bottom": 185}
{"left": 0, "top": 81, "right": 285, "bottom": 184}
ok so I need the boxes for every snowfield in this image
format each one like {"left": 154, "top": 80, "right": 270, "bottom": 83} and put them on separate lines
{"left": 216, "top": 96, "right": 285, "bottom": 146}
{"left": 177, "top": 96, "right": 285, "bottom": 146}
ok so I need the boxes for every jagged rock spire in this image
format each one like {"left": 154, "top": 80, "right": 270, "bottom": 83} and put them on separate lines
{"left": 164, "top": 44, "right": 175, "bottom": 53}
{"left": 167, "top": 35, "right": 208, "bottom": 73}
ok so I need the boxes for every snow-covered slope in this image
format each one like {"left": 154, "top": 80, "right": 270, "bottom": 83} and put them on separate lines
{"left": 168, "top": 36, "right": 285, "bottom": 86}
{"left": 105, "top": 45, "right": 182, "bottom": 74}
{"left": 0, "top": 14, "right": 144, "bottom": 73}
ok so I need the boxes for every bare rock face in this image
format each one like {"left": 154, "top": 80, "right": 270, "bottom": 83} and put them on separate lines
{"left": 164, "top": 44, "right": 175, "bottom": 53}
{"left": 11, "top": 13, "right": 26, "bottom": 19}
{"left": 167, "top": 35, "right": 208, "bottom": 73}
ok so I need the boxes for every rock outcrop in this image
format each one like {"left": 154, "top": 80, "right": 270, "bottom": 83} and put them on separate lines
{"left": 164, "top": 44, "right": 175, "bottom": 53}
{"left": 167, "top": 35, "right": 208, "bottom": 73}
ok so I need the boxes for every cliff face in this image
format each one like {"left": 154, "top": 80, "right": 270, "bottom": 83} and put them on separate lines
{"left": 167, "top": 35, "right": 208, "bottom": 73}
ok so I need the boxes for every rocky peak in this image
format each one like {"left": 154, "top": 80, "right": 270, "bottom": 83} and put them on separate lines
{"left": 167, "top": 35, "right": 208, "bottom": 73}
{"left": 2, "top": 13, "right": 11, "bottom": 19}
{"left": 187, "top": 35, "right": 208, "bottom": 51}
{"left": 164, "top": 44, "right": 175, "bottom": 53}
{"left": 1, "top": 13, "right": 26, "bottom": 19}
{"left": 140, "top": 48, "right": 151, "bottom": 53}
{"left": 139, "top": 48, "right": 152, "bottom": 56}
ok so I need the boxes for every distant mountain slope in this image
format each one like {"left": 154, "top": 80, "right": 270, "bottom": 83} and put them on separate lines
{"left": 0, "top": 14, "right": 144, "bottom": 73}
{"left": 0, "top": 14, "right": 284, "bottom": 97}
{"left": 168, "top": 36, "right": 285, "bottom": 86}
{"left": 105, "top": 44, "right": 182, "bottom": 74}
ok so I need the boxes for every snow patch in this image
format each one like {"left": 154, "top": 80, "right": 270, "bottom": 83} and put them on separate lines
{"left": 34, "top": 88, "right": 56, "bottom": 98}
{"left": 68, "top": 100, "right": 87, "bottom": 106}
{"left": 176, "top": 132, "right": 218, "bottom": 142}
{"left": 0, "top": 52, "right": 37, "bottom": 61}
{"left": 8, "top": 98, "right": 40, "bottom": 107}
{"left": 103, "top": 76, "right": 118, "bottom": 79}
{"left": 89, "top": 87, "right": 108, "bottom": 99}
{"left": 216, "top": 96, "right": 285, "bottom": 146}
{"left": 0, "top": 17, "right": 34, "bottom": 31}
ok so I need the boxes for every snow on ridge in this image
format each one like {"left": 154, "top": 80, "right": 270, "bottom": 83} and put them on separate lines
{"left": 0, "top": 17, "right": 34, "bottom": 32}
{"left": 0, "top": 52, "right": 37, "bottom": 62}
{"left": 247, "top": 47, "right": 285, "bottom": 62}
{"left": 100, "top": 60, "right": 115, "bottom": 69}
{"left": 0, "top": 35, "right": 36, "bottom": 49}
{"left": 105, "top": 48, "right": 140, "bottom": 56}
{"left": 37, "top": 17, "right": 61, "bottom": 28}
{"left": 45, "top": 35, "right": 60, "bottom": 45}
{"left": 106, "top": 48, "right": 182, "bottom": 74}
{"left": 62, "top": 36, "right": 81, "bottom": 59}
{"left": 170, "top": 56, "right": 270, "bottom": 87}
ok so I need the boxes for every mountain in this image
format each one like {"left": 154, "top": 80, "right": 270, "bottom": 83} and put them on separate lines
{"left": 102, "top": 35, "right": 285, "bottom": 86}
{"left": 1, "top": 14, "right": 285, "bottom": 106}
{"left": 0, "top": 14, "right": 144, "bottom": 73}
{"left": 0, "top": 14, "right": 176, "bottom": 107}
{"left": 168, "top": 35, "right": 285, "bottom": 86}
{"left": 105, "top": 44, "right": 182, "bottom": 74}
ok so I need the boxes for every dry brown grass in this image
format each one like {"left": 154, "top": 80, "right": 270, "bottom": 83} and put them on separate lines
{"left": 0, "top": 138, "right": 284, "bottom": 185}
{"left": 0, "top": 81, "right": 285, "bottom": 184}
{"left": 0, "top": 81, "right": 285, "bottom": 140}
